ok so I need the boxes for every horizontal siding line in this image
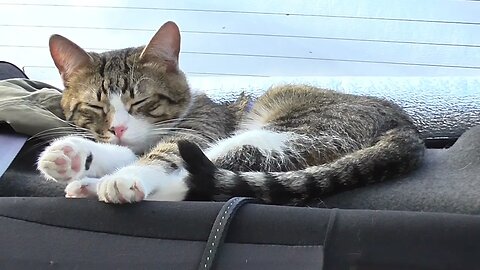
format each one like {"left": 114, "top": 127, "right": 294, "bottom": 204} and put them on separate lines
{"left": 0, "top": 24, "right": 155, "bottom": 33}
{"left": 1, "top": 27, "right": 480, "bottom": 49}
{"left": 22, "top": 46, "right": 480, "bottom": 70}
{"left": 1, "top": 3, "right": 480, "bottom": 26}
{"left": 184, "top": 52, "right": 480, "bottom": 70}
{"left": 186, "top": 72, "right": 268, "bottom": 77}
{"left": 0, "top": 45, "right": 110, "bottom": 51}
{"left": 22, "top": 66, "right": 268, "bottom": 77}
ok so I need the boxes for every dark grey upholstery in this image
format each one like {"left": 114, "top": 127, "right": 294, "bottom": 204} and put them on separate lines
{"left": 1, "top": 63, "right": 480, "bottom": 269}
{"left": 2, "top": 124, "right": 480, "bottom": 214}
{"left": 0, "top": 198, "right": 479, "bottom": 269}
{"left": 324, "top": 125, "right": 480, "bottom": 214}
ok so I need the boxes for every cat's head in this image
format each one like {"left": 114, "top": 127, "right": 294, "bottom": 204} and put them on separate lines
{"left": 49, "top": 21, "right": 191, "bottom": 153}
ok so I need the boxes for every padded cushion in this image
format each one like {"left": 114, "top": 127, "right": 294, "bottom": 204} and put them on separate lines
{"left": 323, "top": 125, "right": 480, "bottom": 213}
{"left": 2, "top": 125, "right": 480, "bottom": 215}
{"left": 0, "top": 197, "right": 479, "bottom": 269}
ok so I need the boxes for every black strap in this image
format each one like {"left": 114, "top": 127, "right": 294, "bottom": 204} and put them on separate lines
{"left": 198, "top": 197, "right": 257, "bottom": 270}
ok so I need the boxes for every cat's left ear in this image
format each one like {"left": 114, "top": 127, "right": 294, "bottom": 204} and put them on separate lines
{"left": 140, "top": 21, "right": 180, "bottom": 72}
{"left": 49, "top": 34, "right": 93, "bottom": 84}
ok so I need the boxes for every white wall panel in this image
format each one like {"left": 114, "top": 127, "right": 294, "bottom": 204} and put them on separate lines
{"left": 0, "top": 0, "right": 479, "bottom": 87}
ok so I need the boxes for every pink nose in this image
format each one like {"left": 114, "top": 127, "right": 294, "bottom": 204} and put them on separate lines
{"left": 112, "top": 125, "right": 128, "bottom": 138}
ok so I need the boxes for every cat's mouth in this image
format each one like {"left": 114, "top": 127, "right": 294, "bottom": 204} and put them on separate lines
{"left": 118, "top": 140, "right": 130, "bottom": 147}
{"left": 111, "top": 136, "right": 151, "bottom": 154}
{"left": 114, "top": 137, "right": 131, "bottom": 147}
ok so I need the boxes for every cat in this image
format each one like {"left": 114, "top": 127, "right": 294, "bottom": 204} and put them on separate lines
{"left": 37, "top": 21, "right": 425, "bottom": 205}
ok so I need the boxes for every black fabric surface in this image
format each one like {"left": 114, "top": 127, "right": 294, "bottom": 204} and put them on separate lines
{"left": 214, "top": 243, "right": 324, "bottom": 270}
{"left": 0, "top": 197, "right": 479, "bottom": 269}
{"left": 0, "top": 61, "right": 28, "bottom": 80}
{"left": 0, "top": 197, "right": 330, "bottom": 245}
{"left": 0, "top": 216, "right": 205, "bottom": 270}
{"left": 2, "top": 125, "right": 480, "bottom": 215}
{"left": 324, "top": 125, "right": 480, "bottom": 214}
{"left": 0, "top": 215, "right": 324, "bottom": 270}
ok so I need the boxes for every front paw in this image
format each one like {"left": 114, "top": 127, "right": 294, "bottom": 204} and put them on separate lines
{"left": 97, "top": 175, "right": 146, "bottom": 204}
{"left": 65, "top": 178, "right": 100, "bottom": 198}
{"left": 38, "top": 137, "right": 92, "bottom": 182}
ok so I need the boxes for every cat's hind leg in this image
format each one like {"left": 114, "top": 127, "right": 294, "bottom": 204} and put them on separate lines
{"left": 205, "top": 128, "right": 305, "bottom": 172}
{"left": 94, "top": 129, "right": 301, "bottom": 204}
{"left": 96, "top": 164, "right": 189, "bottom": 203}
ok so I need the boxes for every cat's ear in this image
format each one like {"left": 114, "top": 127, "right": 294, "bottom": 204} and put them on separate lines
{"left": 140, "top": 21, "right": 180, "bottom": 72}
{"left": 49, "top": 34, "right": 93, "bottom": 84}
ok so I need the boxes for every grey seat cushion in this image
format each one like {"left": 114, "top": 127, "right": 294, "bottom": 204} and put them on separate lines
{"left": 324, "top": 125, "right": 480, "bottom": 214}
{"left": 0, "top": 197, "right": 479, "bottom": 269}
{"left": 1, "top": 124, "right": 480, "bottom": 215}
{"left": 0, "top": 78, "right": 479, "bottom": 214}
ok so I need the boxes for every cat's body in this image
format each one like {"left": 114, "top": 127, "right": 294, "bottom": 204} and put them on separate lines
{"left": 37, "top": 21, "right": 424, "bottom": 205}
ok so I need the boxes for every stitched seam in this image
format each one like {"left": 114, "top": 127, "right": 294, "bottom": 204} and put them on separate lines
{"left": 203, "top": 197, "right": 238, "bottom": 269}
{"left": 323, "top": 208, "right": 337, "bottom": 247}
{"left": 0, "top": 213, "right": 207, "bottom": 242}
{"left": 0, "top": 214, "right": 210, "bottom": 242}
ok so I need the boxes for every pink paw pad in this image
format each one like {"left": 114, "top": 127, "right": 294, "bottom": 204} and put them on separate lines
{"left": 49, "top": 145, "right": 85, "bottom": 179}
{"left": 71, "top": 155, "right": 82, "bottom": 173}
{"left": 62, "top": 146, "right": 74, "bottom": 155}
{"left": 131, "top": 182, "right": 146, "bottom": 202}
{"left": 54, "top": 158, "right": 67, "bottom": 166}
{"left": 71, "top": 185, "right": 87, "bottom": 196}
{"left": 58, "top": 145, "right": 83, "bottom": 173}
{"left": 66, "top": 185, "right": 90, "bottom": 198}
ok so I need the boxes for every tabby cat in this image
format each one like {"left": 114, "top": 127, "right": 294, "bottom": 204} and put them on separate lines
{"left": 38, "top": 21, "right": 424, "bottom": 205}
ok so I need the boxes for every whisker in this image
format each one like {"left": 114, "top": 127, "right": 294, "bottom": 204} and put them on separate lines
{"left": 150, "top": 130, "right": 213, "bottom": 146}
{"left": 150, "top": 127, "right": 218, "bottom": 141}
{"left": 152, "top": 117, "right": 207, "bottom": 126}
{"left": 151, "top": 133, "right": 211, "bottom": 147}
{"left": 29, "top": 133, "right": 94, "bottom": 143}
{"left": 30, "top": 126, "right": 93, "bottom": 140}
{"left": 29, "top": 130, "right": 94, "bottom": 144}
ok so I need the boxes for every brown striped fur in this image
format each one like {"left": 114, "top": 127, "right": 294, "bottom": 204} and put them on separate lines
{"left": 50, "top": 21, "right": 424, "bottom": 205}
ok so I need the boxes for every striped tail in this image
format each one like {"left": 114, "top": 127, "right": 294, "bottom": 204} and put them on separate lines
{"left": 178, "top": 127, "right": 424, "bottom": 205}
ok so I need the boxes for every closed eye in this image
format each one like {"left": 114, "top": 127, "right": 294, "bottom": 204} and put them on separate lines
{"left": 88, "top": 104, "right": 104, "bottom": 110}
{"left": 85, "top": 104, "right": 105, "bottom": 112}
{"left": 131, "top": 98, "right": 149, "bottom": 107}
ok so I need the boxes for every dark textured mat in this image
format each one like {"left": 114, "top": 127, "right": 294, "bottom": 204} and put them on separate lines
{"left": 1, "top": 126, "right": 479, "bottom": 214}
{"left": 324, "top": 125, "right": 480, "bottom": 214}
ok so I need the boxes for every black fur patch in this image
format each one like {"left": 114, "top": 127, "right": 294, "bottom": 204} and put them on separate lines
{"left": 99, "top": 56, "right": 106, "bottom": 77}
{"left": 350, "top": 164, "right": 365, "bottom": 185}
{"left": 265, "top": 173, "right": 293, "bottom": 205}
{"left": 146, "top": 153, "right": 179, "bottom": 172}
{"left": 305, "top": 174, "right": 324, "bottom": 203}
{"left": 85, "top": 153, "right": 93, "bottom": 171}
{"left": 372, "top": 162, "right": 387, "bottom": 183}
{"left": 178, "top": 140, "right": 217, "bottom": 201}
{"left": 230, "top": 174, "right": 256, "bottom": 197}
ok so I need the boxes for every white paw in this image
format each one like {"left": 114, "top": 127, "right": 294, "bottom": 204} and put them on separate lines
{"left": 38, "top": 137, "right": 91, "bottom": 182}
{"left": 65, "top": 178, "right": 100, "bottom": 198}
{"left": 97, "top": 175, "right": 147, "bottom": 204}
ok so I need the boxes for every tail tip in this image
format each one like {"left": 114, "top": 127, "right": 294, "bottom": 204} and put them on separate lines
{"left": 177, "top": 140, "right": 216, "bottom": 175}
